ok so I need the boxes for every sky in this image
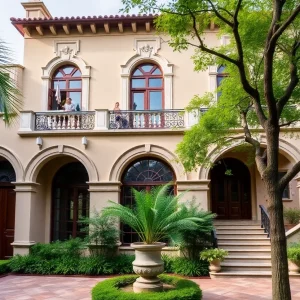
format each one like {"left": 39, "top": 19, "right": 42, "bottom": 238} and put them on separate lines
{"left": 0, "top": 0, "right": 126, "bottom": 64}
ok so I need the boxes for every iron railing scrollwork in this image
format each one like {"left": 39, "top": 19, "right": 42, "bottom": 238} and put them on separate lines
{"left": 211, "top": 229, "right": 218, "bottom": 248}
{"left": 35, "top": 111, "right": 95, "bottom": 130}
{"left": 109, "top": 110, "right": 185, "bottom": 129}
{"left": 259, "top": 205, "right": 271, "bottom": 238}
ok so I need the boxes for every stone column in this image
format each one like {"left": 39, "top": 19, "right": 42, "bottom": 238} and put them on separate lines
{"left": 11, "top": 182, "right": 40, "bottom": 255}
{"left": 176, "top": 180, "right": 210, "bottom": 211}
{"left": 88, "top": 181, "right": 121, "bottom": 214}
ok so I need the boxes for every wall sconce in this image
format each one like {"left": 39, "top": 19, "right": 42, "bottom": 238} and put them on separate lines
{"left": 36, "top": 137, "right": 43, "bottom": 149}
{"left": 82, "top": 136, "right": 88, "bottom": 148}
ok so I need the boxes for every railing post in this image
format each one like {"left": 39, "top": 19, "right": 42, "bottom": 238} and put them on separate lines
{"left": 94, "top": 109, "right": 109, "bottom": 130}
{"left": 18, "top": 111, "right": 35, "bottom": 132}
{"left": 184, "top": 109, "right": 199, "bottom": 128}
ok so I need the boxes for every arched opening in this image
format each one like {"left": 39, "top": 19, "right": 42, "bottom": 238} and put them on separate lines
{"left": 210, "top": 158, "right": 251, "bottom": 219}
{"left": 49, "top": 65, "right": 82, "bottom": 110}
{"left": 51, "top": 162, "right": 89, "bottom": 241}
{"left": 0, "top": 159, "right": 16, "bottom": 259}
{"left": 130, "top": 63, "right": 163, "bottom": 111}
{"left": 121, "top": 158, "right": 175, "bottom": 244}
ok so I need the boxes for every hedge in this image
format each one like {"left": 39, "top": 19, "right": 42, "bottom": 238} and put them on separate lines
{"left": 0, "top": 260, "right": 10, "bottom": 274}
{"left": 91, "top": 274, "right": 202, "bottom": 300}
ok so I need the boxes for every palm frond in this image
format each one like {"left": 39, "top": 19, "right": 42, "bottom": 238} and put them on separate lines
{"left": 0, "top": 39, "right": 23, "bottom": 125}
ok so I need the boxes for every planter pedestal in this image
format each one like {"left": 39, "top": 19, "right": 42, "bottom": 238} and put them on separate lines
{"left": 131, "top": 242, "right": 166, "bottom": 293}
{"left": 209, "top": 259, "right": 221, "bottom": 273}
{"left": 288, "top": 260, "right": 300, "bottom": 274}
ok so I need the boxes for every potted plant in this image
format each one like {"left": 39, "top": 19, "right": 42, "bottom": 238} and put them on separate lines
{"left": 200, "top": 248, "right": 228, "bottom": 273}
{"left": 283, "top": 208, "right": 300, "bottom": 231}
{"left": 80, "top": 211, "right": 120, "bottom": 257}
{"left": 287, "top": 244, "right": 300, "bottom": 274}
{"left": 102, "top": 184, "right": 211, "bottom": 293}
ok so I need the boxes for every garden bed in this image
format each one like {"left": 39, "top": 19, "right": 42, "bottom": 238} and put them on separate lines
{"left": 92, "top": 274, "right": 202, "bottom": 300}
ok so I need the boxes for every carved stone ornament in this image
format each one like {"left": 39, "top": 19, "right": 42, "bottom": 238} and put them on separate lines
{"left": 54, "top": 40, "right": 80, "bottom": 59}
{"left": 134, "top": 38, "right": 161, "bottom": 58}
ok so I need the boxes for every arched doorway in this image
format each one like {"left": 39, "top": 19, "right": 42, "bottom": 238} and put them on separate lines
{"left": 210, "top": 158, "right": 251, "bottom": 219}
{"left": 0, "top": 160, "right": 16, "bottom": 259}
{"left": 51, "top": 162, "right": 89, "bottom": 241}
{"left": 121, "top": 158, "right": 175, "bottom": 244}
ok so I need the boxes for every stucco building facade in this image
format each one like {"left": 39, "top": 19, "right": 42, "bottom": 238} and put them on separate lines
{"left": 1, "top": 0, "right": 300, "bottom": 259}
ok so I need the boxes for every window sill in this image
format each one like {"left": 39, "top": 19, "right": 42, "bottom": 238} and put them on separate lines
{"left": 282, "top": 198, "right": 293, "bottom": 202}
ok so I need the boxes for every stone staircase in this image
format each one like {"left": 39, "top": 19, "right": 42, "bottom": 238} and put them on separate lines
{"left": 211, "top": 220, "right": 272, "bottom": 278}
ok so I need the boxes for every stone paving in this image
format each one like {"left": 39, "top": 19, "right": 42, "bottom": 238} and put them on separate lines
{"left": 0, "top": 275, "right": 300, "bottom": 299}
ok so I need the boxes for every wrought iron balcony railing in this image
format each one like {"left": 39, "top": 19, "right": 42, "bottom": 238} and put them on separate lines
{"left": 18, "top": 109, "right": 199, "bottom": 133}
{"left": 35, "top": 111, "right": 95, "bottom": 130}
{"left": 109, "top": 109, "right": 185, "bottom": 129}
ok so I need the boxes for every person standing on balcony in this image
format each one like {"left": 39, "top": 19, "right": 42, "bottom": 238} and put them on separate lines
{"left": 113, "top": 102, "right": 128, "bottom": 128}
{"left": 63, "top": 98, "right": 76, "bottom": 112}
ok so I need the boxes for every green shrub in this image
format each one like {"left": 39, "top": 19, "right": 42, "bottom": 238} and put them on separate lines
{"left": 283, "top": 208, "right": 300, "bottom": 224}
{"left": 92, "top": 274, "right": 202, "bottom": 300}
{"left": 0, "top": 260, "right": 10, "bottom": 274}
{"left": 287, "top": 243, "right": 300, "bottom": 262}
{"left": 80, "top": 211, "right": 119, "bottom": 256}
{"left": 200, "top": 248, "right": 228, "bottom": 262}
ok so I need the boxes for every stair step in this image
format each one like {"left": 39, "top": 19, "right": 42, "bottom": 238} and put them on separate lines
{"left": 216, "top": 230, "right": 266, "bottom": 234}
{"left": 225, "top": 249, "right": 271, "bottom": 256}
{"left": 216, "top": 227, "right": 263, "bottom": 230}
{"left": 210, "top": 271, "right": 300, "bottom": 278}
{"left": 225, "top": 256, "right": 271, "bottom": 263}
{"left": 218, "top": 238, "right": 270, "bottom": 244}
{"left": 221, "top": 262, "right": 271, "bottom": 271}
{"left": 219, "top": 244, "right": 271, "bottom": 250}
{"left": 217, "top": 233, "right": 268, "bottom": 238}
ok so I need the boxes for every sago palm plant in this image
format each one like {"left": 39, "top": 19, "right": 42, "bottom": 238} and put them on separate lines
{"left": 102, "top": 184, "right": 213, "bottom": 244}
{"left": 0, "top": 39, "right": 22, "bottom": 124}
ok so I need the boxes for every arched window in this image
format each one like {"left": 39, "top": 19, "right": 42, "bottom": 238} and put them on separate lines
{"left": 49, "top": 65, "right": 82, "bottom": 110}
{"left": 131, "top": 64, "right": 164, "bottom": 110}
{"left": 121, "top": 158, "right": 175, "bottom": 244}
{"left": 52, "top": 162, "right": 89, "bottom": 241}
{"left": 216, "top": 65, "right": 227, "bottom": 99}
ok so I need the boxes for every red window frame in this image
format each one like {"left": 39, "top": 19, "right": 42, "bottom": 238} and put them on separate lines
{"left": 130, "top": 63, "right": 164, "bottom": 110}
{"left": 49, "top": 65, "right": 82, "bottom": 110}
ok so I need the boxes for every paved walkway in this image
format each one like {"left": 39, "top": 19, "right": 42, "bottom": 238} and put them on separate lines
{"left": 0, "top": 275, "right": 300, "bottom": 299}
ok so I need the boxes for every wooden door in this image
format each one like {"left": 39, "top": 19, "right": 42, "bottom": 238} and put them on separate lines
{"left": 211, "top": 158, "right": 251, "bottom": 220}
{"left": 0, "top": 186, "right": 16, "bottom": 259}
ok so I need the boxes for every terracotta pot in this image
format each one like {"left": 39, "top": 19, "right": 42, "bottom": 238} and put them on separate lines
{"left": 288, "top": 260, "right": 300, "bottom": 274}
{"left": 131, "top": 242, "right": 166, "bottom": 293}
{"left": 209, "top": 259, "right": 221, "bottom": 273}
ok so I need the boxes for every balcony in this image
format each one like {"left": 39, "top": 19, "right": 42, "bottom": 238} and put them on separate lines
{"left": 18, "top": 109, "right": 199, "bottom": 134}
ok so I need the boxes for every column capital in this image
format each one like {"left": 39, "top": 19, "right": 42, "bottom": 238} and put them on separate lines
{"left": 12, "top": 182, "right": 40, "bottom": 193}
{"left": 87, "top": 181, "right": 122, "bottom": 192}
{"left": 176, "top": 180, "right": 210, "bottom": 191}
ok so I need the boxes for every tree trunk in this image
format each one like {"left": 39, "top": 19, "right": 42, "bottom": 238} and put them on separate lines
{"left": 264, "top": 124, "right": 291, "bottom": 300}
{"left": 267, "top": 186, "right": 291, "bottom": 300}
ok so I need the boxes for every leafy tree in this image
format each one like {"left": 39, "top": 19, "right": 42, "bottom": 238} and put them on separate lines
{"left": 0, "top": 39, "right": 22, "bottom": 124}
{"left": 121, "top": 0, "right": 300, "bottom": 299}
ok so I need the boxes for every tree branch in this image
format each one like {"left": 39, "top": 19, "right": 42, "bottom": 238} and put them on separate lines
{"left": 279, "top": 161, "right": 300, "bottom": 192}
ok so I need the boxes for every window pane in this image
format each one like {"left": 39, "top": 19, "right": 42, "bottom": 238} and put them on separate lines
{"left": 149, "top": 91, "right": 162, "bottom": 110}
{"left": 69, "top": 92, "right": 81, "bottom": 110}
{"left": 132, "top": 93, "right": 144, "bottom": 110}
{"left": 218, "top": 65, "right": 226, "bottom": 73}
{"left": 73, "top": 70, "right": 82, "bottom": 77}
{"left": 217, "top": 76, "right": 224, "bottom": 87}
{"left": 152, "top": 68, "right": 162, "bottom": 75}
{"left": 53, "top": 80, "right": 66, "bottom": 89}
{"left": 133, "top": 69, "right": 143, "bottom": 76}
{"left": 54, "top": 72, "right": 63, "bottom": 78}
{"left": 149, "top": 78, "right": 162, "bottom": 87}
{"left": 69, "top": 80, "right": 82, "bottom": 89}
{"left": 132, "top": 79, "right": 145, "bottom": 88}
{"left": 63, "top": 67, "right": 74, "bottom": 75}
{"left": 141, "top": 64, "right": 153, "bottom": 73}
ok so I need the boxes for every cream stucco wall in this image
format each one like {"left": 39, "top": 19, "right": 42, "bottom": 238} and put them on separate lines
{"left": 2, "top": 9, "right": 300, "bottom": 255}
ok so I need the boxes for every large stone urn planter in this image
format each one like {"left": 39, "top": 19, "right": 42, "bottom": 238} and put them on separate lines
{"left": 209, "top": 259, "right": 221, "bottom": 273}
{"left": 288, "top": 259, "right": 300, "bottom": 274}
{"left": 131, "top": 242, "right": 166, "bottom": 293}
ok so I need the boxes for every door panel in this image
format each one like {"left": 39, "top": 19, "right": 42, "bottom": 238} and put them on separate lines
{"left": 0, "top": 187, "right": 16, "bottom": 259}
{"left": 211, "top": 158, "right": 251, "bottom": 220}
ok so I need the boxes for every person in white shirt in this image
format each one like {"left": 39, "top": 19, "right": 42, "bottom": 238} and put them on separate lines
{"left": 63, "top": 98, "right": 76, "bottom": 111}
